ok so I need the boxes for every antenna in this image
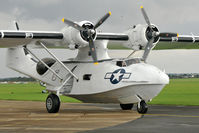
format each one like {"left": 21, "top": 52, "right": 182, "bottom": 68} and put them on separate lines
{"left": 14, "top": 21, "right": 19, "bottom": 30}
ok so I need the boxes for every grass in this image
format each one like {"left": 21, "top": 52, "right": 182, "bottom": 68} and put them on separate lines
{"left": 149, "top": 78, "right": 199, "bottom": 106}
{"left": 0, "top": 82, "right": 80, "bottom": 103}
{"left": 154, "top": 42, "right": 199, "bottom": 50}
{"left": 0, "top": 79, "right": 199, "bottom": 106}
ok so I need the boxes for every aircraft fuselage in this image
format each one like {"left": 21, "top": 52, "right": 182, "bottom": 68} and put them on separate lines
{"left": 49, "top": 58, "right": 169, "bottom": 104}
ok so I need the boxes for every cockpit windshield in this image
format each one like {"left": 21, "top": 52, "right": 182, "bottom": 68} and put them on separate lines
{"left": 116, "top": 58, "right": 141, "bottom": 67}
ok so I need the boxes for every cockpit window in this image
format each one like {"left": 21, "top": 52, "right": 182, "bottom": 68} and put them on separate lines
{"left": 116, "top": 58, "right": 141, "bottom": 67}
{"left": 116, "top": 61, "right": 127, "bottom": 67}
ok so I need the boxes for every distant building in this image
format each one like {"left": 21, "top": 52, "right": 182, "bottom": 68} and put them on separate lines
{"left": 167, "top": 73, "right": 199, "bottom": 79}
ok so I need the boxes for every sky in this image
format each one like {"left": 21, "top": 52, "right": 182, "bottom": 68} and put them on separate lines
{"left": 0, "top": 0, "right": 199, "bottom": 34}
{"left": 0, "top": 0, "right": 199, "bottom": 78}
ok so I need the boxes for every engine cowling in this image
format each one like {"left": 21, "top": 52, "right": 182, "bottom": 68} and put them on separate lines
{"left": 61, "top": 21, "right": 97, "bottom": 50}
{"left": 123, "top": 24, "right": 160, "bottom": 51}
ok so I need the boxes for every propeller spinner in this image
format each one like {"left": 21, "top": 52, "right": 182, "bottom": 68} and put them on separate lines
{"left": 62, "top": 12, "right": 111, "bottom": 64}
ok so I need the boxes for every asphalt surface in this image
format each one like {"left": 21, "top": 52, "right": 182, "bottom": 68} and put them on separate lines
{"left": 84, "top": 105, "right": 199, "bottom": 133}
{"left": 1, "top": 100, "right": 199, "bottom": 133}
{"left": 0, "top": 100, "right": 140, "bottom": 133}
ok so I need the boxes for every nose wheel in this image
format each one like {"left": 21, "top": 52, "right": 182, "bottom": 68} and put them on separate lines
{"left": 120, "top": 103, "right": 134, "bottom": 110}
{"left": 137, "top": 100, "right": 148, "bottom": 114}
{"left": 46, "top": 93, "right": 60, "bottom": 113}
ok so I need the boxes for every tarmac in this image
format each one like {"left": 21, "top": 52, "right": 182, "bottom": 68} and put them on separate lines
{"left": 0, "top": 100, "right": 140, "bottom": 133}
{"left": 85, "top": 105, "right": 199, "bottom": 133}
{"left": 1, "top": 100, "right": 199, "bottom": 133}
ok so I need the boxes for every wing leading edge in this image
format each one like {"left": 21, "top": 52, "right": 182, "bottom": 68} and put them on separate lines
{"left": 0, "top": 30, "right": 198, "bottom": 48}
{"left": 0, "top": 30, "right": 63, "bottom": 47}
{"left": 0, "top": 31, "right": 63, "bottom": 39}
{"left": 96, "top": 33, "right": 129, "bottom": 41}
{"left": 160, "top": 35, "right": 199, "bottom": 43}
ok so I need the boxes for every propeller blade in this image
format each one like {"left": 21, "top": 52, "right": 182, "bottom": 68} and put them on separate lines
{"left": 88, "top": 37, "right": 98, "bottom": 64}
{"left": 140, "top": 6, "right": 151, "bottom": 26}
{"left": 62, "top": 18, "right": 84, "bottom": 31}
{"left": 94, "top": 12, "right": 111, "bottom": 29}
{"left": 159, "top": 32, "right": 179, "bottom": 38}
{"left": 142, "top": 37, "right": 154, "bottom": 62}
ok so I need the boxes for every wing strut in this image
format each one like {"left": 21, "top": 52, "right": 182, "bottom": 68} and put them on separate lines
{"left": 38, "top": 41, "right": 79, "bottom": 81}
{"left": 127, "top": 50, "right": 137, "bottom": 58}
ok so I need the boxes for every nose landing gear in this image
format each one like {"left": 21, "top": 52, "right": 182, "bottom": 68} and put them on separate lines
{"left": 137, "top": 100, "right": 148, "bottom": 114}
{"left": 120, "top": 101, "right": 148, "bottom": 114}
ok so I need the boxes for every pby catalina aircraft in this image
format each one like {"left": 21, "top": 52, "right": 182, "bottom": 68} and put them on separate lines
{"left": 1, "top": 6, "right": 198, "bottom": 114}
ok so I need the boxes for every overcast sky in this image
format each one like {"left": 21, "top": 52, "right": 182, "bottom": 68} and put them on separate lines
{"left": 0, "top": 0, "right": 199, "bottom": 34}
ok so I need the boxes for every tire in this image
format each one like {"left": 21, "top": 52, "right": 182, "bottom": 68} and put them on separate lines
{"left": 137, "top": 101, "right": 148, "bottom": 114}
{"left": 46, "top": 93, "right": 60, "bottom": 113}
{"left": 120, "top": 103, "right": 134, "bottom": 110}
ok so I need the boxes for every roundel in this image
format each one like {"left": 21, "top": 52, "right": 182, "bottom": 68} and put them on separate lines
{"left": 110, "top": 69, "right": 126, "bottom": 84}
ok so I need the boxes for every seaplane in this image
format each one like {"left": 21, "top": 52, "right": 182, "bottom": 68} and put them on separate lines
{"left": 1, "top": 6, "right": 198, "bottom": 114}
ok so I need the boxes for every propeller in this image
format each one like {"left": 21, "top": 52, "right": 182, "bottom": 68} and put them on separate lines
{"left": 141, "top": 6, "right": 178, "bottom": 38}
{"left": 62, "top": 18, "right": 84, "bottom": 31}
{"left": 62, "top": 12, "right": 111, "bottom": 64}
{"left": 140, "top": 6, "right": 159, "bottom": 62}
{"left": 140, "top": 6, "right": 178, "bottom": 62}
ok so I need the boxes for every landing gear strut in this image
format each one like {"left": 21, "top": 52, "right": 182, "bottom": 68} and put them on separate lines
{"left": 120, "top": 103, "right": 134, "bottom": 110}
{"left": 137, "top": 100, "right": 148, "bottom": 114}
{"left": 46, "top": 93, "right": 60, "bottom": 113}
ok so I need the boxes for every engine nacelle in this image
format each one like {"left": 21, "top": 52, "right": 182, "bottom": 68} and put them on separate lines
{"left": 61, "top": 21, "right": 96, "bottom": 50}
{"left": 123, "top": 24, "right": 160, "bottom": 51}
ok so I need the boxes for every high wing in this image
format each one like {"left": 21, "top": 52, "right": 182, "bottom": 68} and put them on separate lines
{"left": 0, "top": 6, "right": 198, "bottom": 63}
{"left": 0, "top": 6, "right": 197, "bottom": 63}
{"left": 97, "top": 32, "right": 199, "bottom": 43}
{"left": 0, "top": 30, "right": 197, "bottom": 47}
{"left": 0, "top": 30, "right": 130, "bottom": 49}
{"left": 96, "top": 33, "right": 195, "bottom": 41}
{"left": 96, "top": 33, "right": 129, "bottom": 41}
{"left": 160, "top": 34, "right": 199, "bottom": 43}
{"left": 0, "top": 30, "right": 63, "bottom": 47}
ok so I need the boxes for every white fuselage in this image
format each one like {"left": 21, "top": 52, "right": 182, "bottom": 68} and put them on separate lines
{"left": 6, "top": 39, "right": 169, "bottom": 105}
{"left": 57, "top": 59, "right": 169, "bottom": 104}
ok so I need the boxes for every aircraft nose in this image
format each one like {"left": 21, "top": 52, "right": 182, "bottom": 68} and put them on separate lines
{"left": 159, "top": 71, "right": 169, "bottom": 84}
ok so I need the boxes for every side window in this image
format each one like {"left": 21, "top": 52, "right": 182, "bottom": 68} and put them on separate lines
{"left": 83, "top": 74, "right": 92, "bottom": 80}
{"left": 116, "top": 61, "right": 127, "bottom": 67}
{"left": 116, "top": 61, "right": 122, "bottom": 67}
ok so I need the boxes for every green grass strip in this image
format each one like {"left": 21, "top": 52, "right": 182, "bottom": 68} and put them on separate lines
{"left": 0, "top": 78, "right": 199, "bottom": 106}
